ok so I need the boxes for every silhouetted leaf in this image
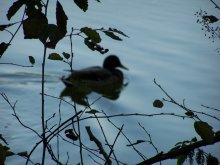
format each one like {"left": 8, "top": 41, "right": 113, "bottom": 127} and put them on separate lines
{"left": 65, "top": 129, "right": 78, "bottom": 141}
{"left": 0, "top": 144, "right": 10, "bottom": 165}
{"left": 153, "top": 99, "right": 164, "bottom": 108}
{"left": 48, "top": 53, "right": 63, "bottom": 61}
{"left": 0, "top": 42, "right": 10, "bottom": 57}
{"left": 127, "top": 140, "right": 146, "bottom": 147}
{"left": 196, "top": 149, "right": 205, "bottom": 165}
{"left": 74, "top": 0, "right": 88, "bottom": 12}
{"left": 7, "top": 0, "right": 25, "bottom": 20}
{"left": 177, "top": 154, "right": 187, "bottom": 165}
{"left": 28, "top": 56, "right": 35, "bottom": 65}
{"left": 40, "top": 24, "right": 64, "bottom": 49}
{"left": 81, "top": 27, "right": 101, "bottom": 43}
{"left": 109, "top": 28, "right": 129, "bottom": 37}
{"left": 194, "top": 121, "right": 214, "bottom": 143}
{"left": 0, "top": 23, "right": 16, "bottom": 31}
{"left": 23, "top": 14, "right": 48, "bottom": 39}
{"left": 62, "top": 52, "right": 70, "bottom": 59}
{"left": 103, "top": 31, "right": 122, "bottom": 41}
{"left": 56, "top": 1, "right": 68, "bottom": 34}
{"left": 185, "top": 111, "right": 194, "bottom": 117}
{"left": 203, "top": 15, "right": 219, "bottom": 23}
{"left": 17, "top": 151, "right": 28, "bottom": 157}
{"left": 84, "top": 37, "right": 95, "bottom": 51}
{"left": 206, "top": 154, "right": 218, "bottom": 165}
{"left": 86, "top": 109, "right": 100, "bottom": 114}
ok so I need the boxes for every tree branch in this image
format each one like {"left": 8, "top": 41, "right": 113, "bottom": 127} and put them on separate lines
{"left": 136, "top": 134, "right": 220, "bottom": 165}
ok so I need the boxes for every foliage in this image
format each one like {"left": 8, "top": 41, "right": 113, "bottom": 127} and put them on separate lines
{"left": 0, "top": 0, "right": 220, "bottom": 165}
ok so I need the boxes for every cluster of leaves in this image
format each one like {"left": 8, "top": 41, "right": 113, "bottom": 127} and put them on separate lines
{"left": 0, "top": 134, "right": 27, "bottom": 165}
{"left": 195, "top": 9, "right": 220, "bottom": 43}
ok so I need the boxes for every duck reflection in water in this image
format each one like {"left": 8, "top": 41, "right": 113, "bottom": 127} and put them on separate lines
{"left": 60, "top": 55, "right": 128, "bottom": 105}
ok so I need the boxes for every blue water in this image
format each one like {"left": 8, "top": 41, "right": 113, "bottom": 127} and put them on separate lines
{"left": 1, "top": 0, "right": 220, "bottom": 164}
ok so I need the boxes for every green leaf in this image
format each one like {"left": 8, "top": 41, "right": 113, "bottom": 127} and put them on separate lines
{"left": 153, "top": 99, "right": 164, "bottom": 108}
{"left": 56, "top": 1, "right": 68, "bottom": 34}
{"left": 28, "top": 56, "right": 35, "bottom": 65}
{"left": 62, "top": 52, "right": 70, "bottom": 59}
{"left": 48, "top": 53, "right": 63, "bottom": 61}
{"left": 7, "top": 0, "right": 25, "bottom": 20}
{"left": 85, "top": 109, "right": 100, "bottom": 114}
{"left": 194, "top": 121, "right": 214, "bottom": 143}
{"left": 177, "top": 154, "right": 187, "bottom": 165}
{"left": 74, "top": 0, "right": 88, "bottom": 12}
{"left": 0, "top": 42, "right": 10, "bottom": 57}
{"left": 81, "top": 27, "right": 101, "bottom": 43}
{"left": 103, "top": 31, "right": 122, "bottom": 41}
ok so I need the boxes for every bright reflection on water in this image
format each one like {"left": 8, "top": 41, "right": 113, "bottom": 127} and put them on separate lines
{"left": 0, "top": 0, "right": 220, "bottom": 164}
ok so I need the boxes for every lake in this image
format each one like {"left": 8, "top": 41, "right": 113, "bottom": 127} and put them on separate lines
{"left": 0, "top": 0, "right": 220, "bottom": 164}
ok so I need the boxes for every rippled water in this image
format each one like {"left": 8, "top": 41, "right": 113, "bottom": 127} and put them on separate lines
{"left": 1, "top": 0, "right": 220, "bottom": 164}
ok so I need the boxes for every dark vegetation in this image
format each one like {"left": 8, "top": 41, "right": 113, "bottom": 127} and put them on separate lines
{"left": 0, "top": 0, "right": 220, "bottom": 165}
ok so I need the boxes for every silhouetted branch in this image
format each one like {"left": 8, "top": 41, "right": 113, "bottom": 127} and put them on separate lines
{"left": 0, "top": 62, "right": 33, "bottom": 67}
{"left": 210, "top": 0, "right": 220, "bottom": 9}
{"left": 136, "top": 134, "right": 220, "bottom": 165}
{"left": 86, "top": 126, "right": 112, "bottom": 165}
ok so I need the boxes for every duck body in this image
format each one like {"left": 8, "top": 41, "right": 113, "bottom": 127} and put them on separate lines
{"left": 61, "top": 55, "right": 128, "bottom": 105}
{"left": 62, "top": 55, "right": 127, "bottom": 88}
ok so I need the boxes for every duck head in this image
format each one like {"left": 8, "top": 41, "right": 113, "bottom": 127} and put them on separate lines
{"left": 103, "top": 55, "right": 128, "bottom": 71}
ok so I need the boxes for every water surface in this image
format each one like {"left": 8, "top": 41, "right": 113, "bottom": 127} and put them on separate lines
{"left": 1, "top": 0, "right": 220, "bottom": 164}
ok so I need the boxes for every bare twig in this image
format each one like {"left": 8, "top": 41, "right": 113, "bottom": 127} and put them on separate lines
{"left": 86, "top": 126, "right": 112, "bottom": 165}
{"left": 0, "top": 62, "right": 33, "bottom": 67}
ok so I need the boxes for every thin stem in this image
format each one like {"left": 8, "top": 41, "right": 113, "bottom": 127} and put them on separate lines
{"left": 41, "top": 45, "right": 47, "bottom": 165}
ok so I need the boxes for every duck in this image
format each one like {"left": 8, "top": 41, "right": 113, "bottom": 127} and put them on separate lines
{"left": 61, "top": 55, "right": 128, "bottom": 105}
{"left": 62, "top": 55, "right": 128, "bottom": 87}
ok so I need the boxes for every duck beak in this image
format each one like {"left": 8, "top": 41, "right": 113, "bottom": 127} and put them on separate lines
{"left": 119, "top": 64, "right": 128, "bottom": 70}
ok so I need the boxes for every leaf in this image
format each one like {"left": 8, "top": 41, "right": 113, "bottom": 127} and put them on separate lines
{"left": 23, "top": 15, "right": 48, "bottom": 39}
{"left": 62, "top": 52, "right": 70, "bottom": 59}
{"left": 0, "top": 144, "right": 10, "bottom": 165}
{"left": 86, "top": 109, "right": 100, "bottom": 114}
{"left": 65, "top": 129, "right": 78, "bottom": 141}
{"left": 0, "top": 23, "right": 17, "bottom": 31}
{"left": 28, "top": 56, "right": 35, "bottom": 65}
{"left": 185, "top": 111, "right": 194, "bottom": 117}
{"left": 203, "top": 15, "right": 219, "bottom": 23}
{"left": 48, "top": 53, "right": 63, "bottom": 61}
{"left": 74, "top": 0, "right": 88, "bottom": 12}
{"left": 81, "top": 27, "right": 101, "bottom": 43}
{"left": 0, "top": 42, "right": 10, "bottom": 57}
{"left": 206, "top": 154, "right": 219, "bottom": 165}
{"left": 153, "top": 99, "right": 164, "bottom": 108}
{"left": 127, "top": 140, "right": 146, "bottom": 147}
{"left": 194, "top": 121, "right": 214, "bottom": 143}
{"left": 17, "top": 151, "right": 28, "bottom": 157}
{"left": 108, "top": 28, "right": 129, "bottom": 37}
{"left": 177, "top": 154, "right": 187, "bottom": 165}
{"left": 56, "top": 1, "right": 68, "bottom": 34}
{"left": 7, "top": 0, "right": 25, "bottom": 20}
{"left": 39, "top": 24, "right": 64, "bottom": 49}
{"left": 103, "top": 31, "right": 122, "bottom": 41}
